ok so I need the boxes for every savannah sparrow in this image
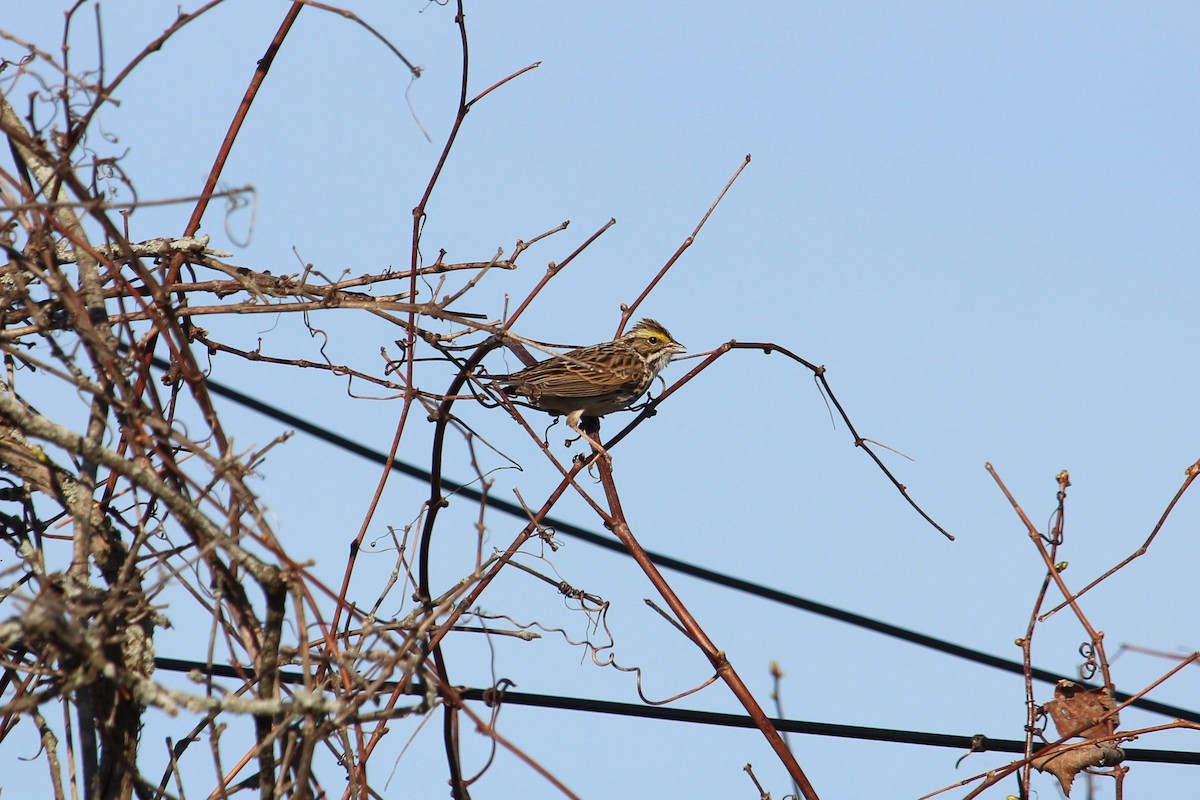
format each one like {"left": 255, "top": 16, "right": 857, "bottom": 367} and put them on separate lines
{"left": 492, "top": 319, "right": 685, "bottom": 434}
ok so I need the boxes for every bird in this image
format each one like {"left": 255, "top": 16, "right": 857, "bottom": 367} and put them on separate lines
{"left": 491, "top": 318, "right": 685, "bottom": 447}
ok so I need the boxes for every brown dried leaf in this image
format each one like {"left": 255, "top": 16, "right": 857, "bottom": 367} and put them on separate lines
{"left": 1044, "top": 680, "right": 1118, "bottom": 739}
{"left": 1033, "top": 744, "right": 1125, "bottom": 795}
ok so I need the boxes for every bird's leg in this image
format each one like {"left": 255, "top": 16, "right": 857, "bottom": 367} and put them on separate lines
{"left": 568, "top": 413, "right": 611, "bottom": 463}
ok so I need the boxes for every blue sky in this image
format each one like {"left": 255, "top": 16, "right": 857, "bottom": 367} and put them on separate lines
{"left": 4, "top": 2, "right": 1198, "bottom": 797}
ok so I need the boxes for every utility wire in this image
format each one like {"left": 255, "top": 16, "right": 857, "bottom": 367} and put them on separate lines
{"left": 152, "top": 656, "right": 1200, "bottom": 766}
{"left": 175, "top": 358, "right": 1200, "bottom": 725}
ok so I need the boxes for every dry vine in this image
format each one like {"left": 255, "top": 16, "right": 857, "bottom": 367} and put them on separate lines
{"left": 915, "top": 463, "right": 1200, "bottom": 799}
{"left": 7, "top": 4, "right": 1190, "bottom": 800}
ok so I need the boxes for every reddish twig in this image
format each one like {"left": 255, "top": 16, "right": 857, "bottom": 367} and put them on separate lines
{"left": 1040, "top": 457, "right": 1200, "bottom": 621}
{"left": 1014, "top": 471, "right": 1070, "bottom": 795}
{"left": 602, "top": 340, "right": 953, "bottom": 539}
{"left": 591, "top": 456, "right": 822, "bottom": 800}
{"left": 179, "top": 2, "right": 304, "bottom": 245}
{"left": 986, "top": 464, "right": 1112, "bottom": 688}
{"left": 618, "top": 154, "right": 751, "bottom": 335}
{"left": 504, "top": 217, "right": 617, "bottom": 329}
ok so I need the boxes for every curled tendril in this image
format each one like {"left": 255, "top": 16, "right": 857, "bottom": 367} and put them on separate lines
{"left": 1026, "top": 705, "right": 1049, "bottom": 739}
{"left": 1042, "top": 507, "right": 1065, "bottom": 545}
{"left": 1078, "top": 641, "right": 1099, "bottom": 680}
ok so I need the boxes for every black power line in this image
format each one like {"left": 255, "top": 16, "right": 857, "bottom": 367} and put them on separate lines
{"left": 175, "top": 358, "right": 1200, "bottom": 725}
{"left": 152, "top": 656, "right": 1200, "bottom": 766}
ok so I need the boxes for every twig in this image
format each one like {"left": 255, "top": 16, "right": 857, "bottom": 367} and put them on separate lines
{"left": 618, "top": 154, "right": 751, "bottom": 334}
{"left": 1040, "top": 457, "right": 1200, "bottom": 620}
{"left": 590, "top": 456, "right": 821, "bottom": 800}
{"left": 602, "top": 341, "right": 953, "bottom": 539}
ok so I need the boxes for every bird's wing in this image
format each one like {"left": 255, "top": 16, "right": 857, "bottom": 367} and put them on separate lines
{"left": 510, "top": 346, "right": 645, "bottom": 398}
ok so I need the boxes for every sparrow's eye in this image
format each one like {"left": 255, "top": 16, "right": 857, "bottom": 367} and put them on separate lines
{"left": 648, "top": 336, "right": 659, "bottom": 344}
